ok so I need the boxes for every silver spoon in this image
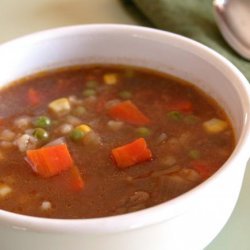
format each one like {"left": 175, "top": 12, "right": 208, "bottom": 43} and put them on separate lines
{"left": 213, "top": 0, "right": 250, "bottom": 60}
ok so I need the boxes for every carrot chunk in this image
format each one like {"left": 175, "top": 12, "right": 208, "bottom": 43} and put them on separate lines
{"left": 167, "top": 100, "right": 193, "bottom": 113}
{"left": 27, "top": 88, "right": 41, "bottom": 106}
{"left": 107, "top": 100, "right": 150, "bottom": 125}
{"left": 26, "top": 144, "right": 73, "bottom": 177}
{"left": 111, "top": 138, "right": 152, "bottom": 169}
{"left": 0, "top": 118, "right": 4, "bottom": 126}
{"left": 69, "top": 165, "right": 84, "bottom": 191}
{"left": 191, "top": 161, "right": 211, "bottom": 180}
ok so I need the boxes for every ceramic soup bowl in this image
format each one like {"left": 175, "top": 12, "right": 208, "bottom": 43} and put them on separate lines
{"left": 0, "top": 24, "right": 249, "bottom": 250}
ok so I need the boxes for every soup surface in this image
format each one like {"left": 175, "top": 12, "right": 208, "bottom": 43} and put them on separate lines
{"left": 0, "top": 65, "right": 235, "bottom": 218}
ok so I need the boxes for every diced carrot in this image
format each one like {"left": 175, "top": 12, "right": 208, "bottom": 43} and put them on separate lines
{"left": 26, "top": 144, "right": 73, "bottom": 177}
{"left": 167, "top": 100, "right": 193, "bottom": 113}
{"left": 111, "top": 138, "right": 152, "bottom": 169}
{"left": 27, "top": 88, "right": 41, "bottom": 106}
{"left": 191, "top": 161, "right": 211, "bottom": 180}
{"left": 107, "top": 100, "right": 150, "bottom": 125}
{"left": 69, "top": 165, "right": 84, "bottom": 191}
{"left": 0, "top": 118, "right": 4, "bottom": 126}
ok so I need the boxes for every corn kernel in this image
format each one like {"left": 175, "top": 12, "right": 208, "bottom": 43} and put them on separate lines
{"left": 48, "top": 98, "right": 71, "bottom": 116}
{"left": 103, "top": 73, "right": 118, "bottom": 85}
{"left": 76, "top": 124, "right": 92, "bottom": 134}
{"left": 203, "top": 118, "right": 228, "bottom": 133}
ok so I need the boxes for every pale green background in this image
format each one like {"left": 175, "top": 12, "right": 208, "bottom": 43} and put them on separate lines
{"left": 0, "top": 0, "right": 249, "bottom": 249}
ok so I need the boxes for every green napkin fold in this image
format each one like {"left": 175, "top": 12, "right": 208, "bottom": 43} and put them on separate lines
{"left": 128, "top": 0, "right": 250, "bottom": 81}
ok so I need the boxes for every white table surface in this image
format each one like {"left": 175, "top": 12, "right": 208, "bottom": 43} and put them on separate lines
{"left": 0, "top": 0, "right": 250, "bottom": 249}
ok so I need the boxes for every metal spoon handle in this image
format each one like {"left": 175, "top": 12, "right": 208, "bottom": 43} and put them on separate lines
{"left": 213, "top": 0, "right": 250, "bottom": 60}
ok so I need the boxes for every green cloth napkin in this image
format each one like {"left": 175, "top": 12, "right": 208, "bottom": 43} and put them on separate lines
{"left": 128, "top": 0, "right": 250, "bottom": 82}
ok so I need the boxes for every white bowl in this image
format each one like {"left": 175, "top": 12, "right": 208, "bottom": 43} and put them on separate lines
{"left": 0, "top": 24, "right": 250, "bottom": 250}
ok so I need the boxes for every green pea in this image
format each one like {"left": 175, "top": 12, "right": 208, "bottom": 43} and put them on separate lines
{"left": 82, "top": 89, "right": 96, "bottom": 97}
{"left": 33, "top": 128, "right": 49, "bottom": 140}
{"left": 136, "top": 127, "right": 151, "bottom": 138}
{"left": 119, "top": 91, "right": 132, "bottom": 100}
{"left": 73, "top": 106, "right": 87, "bottom": 116}
{"left": 33, "top": 116, "right": 51, "bottom": 129}
{"left": 189, "top": 149, "right": 200, "bottom": 159}
{"left": 69, "top": 128, "right": 85, "bottom": 141}
{"left": 167, "top": 111, "right": 183, "bottom": 121}
{"left": 86, "top": 80, "right": 98, "bottom": 89}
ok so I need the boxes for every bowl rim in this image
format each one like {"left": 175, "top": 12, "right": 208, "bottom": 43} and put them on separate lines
{"left": 0, "top": 23, "right": 250, "bottom": 234}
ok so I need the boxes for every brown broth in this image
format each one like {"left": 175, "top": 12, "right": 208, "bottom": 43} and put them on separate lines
{"left": 0, "top": 65, "right": 235, "bottom": 218}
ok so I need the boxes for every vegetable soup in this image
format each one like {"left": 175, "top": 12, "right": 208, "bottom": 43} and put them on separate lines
{"left": 0, "top": 65, "right": 235, "bottom": 218}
